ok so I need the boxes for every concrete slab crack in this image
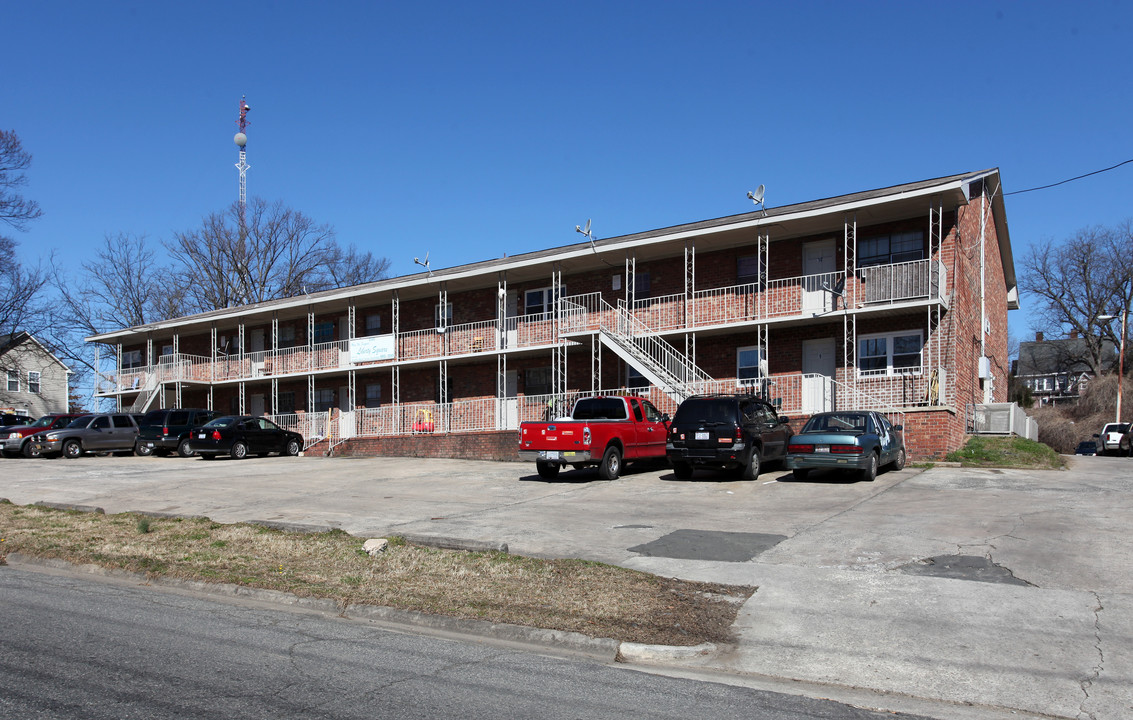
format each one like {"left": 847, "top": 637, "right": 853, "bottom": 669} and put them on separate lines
{"left": 1076, "top": 591, "right": 1104, "bottom": 720}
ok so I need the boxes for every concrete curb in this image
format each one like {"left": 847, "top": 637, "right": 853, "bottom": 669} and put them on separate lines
{"left": 2, "top": 551, "right": 709, "bottom": 666}
{"left": 396, "top": 533, "right": 509, "bottom": 554}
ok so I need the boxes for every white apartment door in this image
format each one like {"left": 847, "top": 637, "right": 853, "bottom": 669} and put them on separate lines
{"left": 497, "top": 370, "right": 519, "bottom": 430}
{"left": 502, "top": 291, "right": 519, "bottom": 349}
{"left": 250, "top": 329, "right": 265, "bottom": 353}
{"left": 338, "top": 384, "right": 355, "bottom": 439}
{"left": 802, "top": 337, "right": 836, "bottom": 414}
{"left": 250, "top": 329, "right": 266, "bottom": 376}
{"left": 802, "top": 240, "right": 837, "bottom": 314}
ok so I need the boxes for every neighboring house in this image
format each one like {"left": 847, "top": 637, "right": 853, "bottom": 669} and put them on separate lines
{"left": 87, "top": 169, "right": 1017, "bottom": 459}
{"left": 0, "top": 332, "right": 71, "bottom": 417}
{"left": 1014, "top": 330, "right": 1116, "bottom": 406}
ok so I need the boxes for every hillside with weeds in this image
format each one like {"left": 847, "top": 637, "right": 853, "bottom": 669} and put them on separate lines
{"left": 1027, "top": 374, "right": 1131, "bottom": 454}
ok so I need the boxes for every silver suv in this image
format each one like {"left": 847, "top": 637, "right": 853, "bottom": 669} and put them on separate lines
{"left": 31, "top": 413, "right": 141, "bottom": 459}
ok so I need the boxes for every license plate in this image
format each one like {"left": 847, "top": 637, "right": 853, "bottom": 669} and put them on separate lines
{"left": 815, "top": 445, "right": 830, "bottom": 453}
{"left": 146, "top": 442, "right": 155, "bottom": 448}
{"left": 198, "top": 433, "right": 206, "bottom": 439}
{"left": 695, "top": 432, "right": 709, "bottom": 440}
{"left": 544, "top": 451, "right": 559, "bottom": 460}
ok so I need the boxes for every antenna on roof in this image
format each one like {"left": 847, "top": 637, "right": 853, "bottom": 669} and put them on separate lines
{"left": 746, "top": 184, "right": 767, "bottom": 216}
{"left": 413, "top": 252, "right": 433, "bottom": 278}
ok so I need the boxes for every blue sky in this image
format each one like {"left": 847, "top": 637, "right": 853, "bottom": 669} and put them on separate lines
{"left": 6, "top": 1, "right": 1132, "bottom": 346}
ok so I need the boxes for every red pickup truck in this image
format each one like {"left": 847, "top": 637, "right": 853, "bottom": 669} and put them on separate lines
{"left": 518, "top": 395, "right": 670, "bottom": 480}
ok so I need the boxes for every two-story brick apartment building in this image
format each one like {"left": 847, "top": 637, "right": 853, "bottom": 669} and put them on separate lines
{"left": 88, "top": 169, "right": 1016, "bottom": 459}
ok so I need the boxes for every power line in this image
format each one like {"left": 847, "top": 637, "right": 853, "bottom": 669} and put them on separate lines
{"left": 1005, "top": 158, "right": 1133, "bottom": 196}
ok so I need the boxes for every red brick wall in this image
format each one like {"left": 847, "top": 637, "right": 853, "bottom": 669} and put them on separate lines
{"left": 330, "top": 430, "right": 521, "bottom": 462}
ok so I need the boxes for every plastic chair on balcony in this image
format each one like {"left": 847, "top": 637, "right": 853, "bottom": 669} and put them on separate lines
{"left": 822, "top": 276, "right": 846, "bottom": 310}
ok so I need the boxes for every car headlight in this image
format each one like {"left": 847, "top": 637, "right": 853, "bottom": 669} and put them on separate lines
{"left": 45, "top": 434, "right": 58, "bottom": 441}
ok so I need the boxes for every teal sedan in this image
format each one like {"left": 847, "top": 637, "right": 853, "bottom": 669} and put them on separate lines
{"left": 785, "top": 411, "right": 906, "bottom": 481}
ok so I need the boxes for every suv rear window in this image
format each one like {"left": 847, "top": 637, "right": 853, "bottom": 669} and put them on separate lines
{"left": 673, "top": 398, "right": 738, "bottom": 424}
{"left": 141, "top": 410, "right": 166, "bottom": 427}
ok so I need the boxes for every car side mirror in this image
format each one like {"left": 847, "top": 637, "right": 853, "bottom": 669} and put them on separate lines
{"left": 778, "top": 416, "right": 790, "bottom": 424}
{"left": 1092, "top": 434, "right": 1100, "bottom": 438}
{"left": 661, "top": 414, "right": 670, "bottom": 423}
{"left": 894, "top": 424, "right": 904, "bottom": 431}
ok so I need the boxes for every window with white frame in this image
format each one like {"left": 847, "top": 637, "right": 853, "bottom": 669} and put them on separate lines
{"left": 435, "top": 302, "right": 453, "bottom": 329}
{"left": 28, "top": 371, "right": 40, "bottom": 394}
{"left": 632, "top": 272, "right": 651, "bottom": 300}
{"left": 278, "top": 392, "right": 296, "bottom": 414}
{"left": 6, "top": 369, "right": 17, "bottom": 392}
{"left": 737, "top": 255, "right": 763, "bottom": 286}
{"left": 858, "top": 330, "right": 923, "bottom": 376}
{"left": 313, "top": 322, "right": 334, "bottom": 345}
{"left": 524, "top": 367, "right": 552, "bottom": 396}
{"left": 122, "top": 349, "right": 143, "bottom": 369}
{"left": 364, "top": 314, "right": 382, "bottom": 336}
{"left": 313, "top": 388, "right": 335, "bottom": 412}
{"left": 626, "top": 364, "right": 648, "bottom": 391}
{"left": 278, "top": 325, "right": 296, "bottom": 348}
{"left": 858, "top": 231, "right": 924, "bottom": 267}
{"left": 364, "top": 383, "right": 381, "bottom": 408}
{"left": 524, "top": 287, "right": 561, "bottom": 318}
{"left": 737, "top": 346, "right": 763, "bottom": 385}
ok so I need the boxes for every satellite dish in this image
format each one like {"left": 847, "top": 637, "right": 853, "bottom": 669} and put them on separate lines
{"left": 746, "top": 184, "right": 767, "bottom": 216}
{"left": 413, "top": 252, "right": 433, "bottom": 277}
{"left": 575, "top": 218, "right": 594, "bottom": 241}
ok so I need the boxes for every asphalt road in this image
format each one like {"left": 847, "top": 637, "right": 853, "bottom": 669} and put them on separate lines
{"left": 0, "top": 566, "right": 925, "bottom": 720}
{"left": 0, "top": 451, "right": 1130, "bottom": 719}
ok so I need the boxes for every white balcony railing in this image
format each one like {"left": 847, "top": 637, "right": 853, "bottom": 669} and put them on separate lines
{"left": 99, "top": 261, "right": 945, "bottom": 395}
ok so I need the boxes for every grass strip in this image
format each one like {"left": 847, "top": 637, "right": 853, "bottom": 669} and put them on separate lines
{"left": 0, "top": 501, "right": 752, "bottom": 646}
{"left": 944, "top": 436, "right": 1065, "bottom": 469}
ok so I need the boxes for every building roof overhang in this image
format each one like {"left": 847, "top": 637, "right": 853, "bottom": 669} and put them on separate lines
{"left": 88, "top": 169, "right": 1017, "bottom": 343}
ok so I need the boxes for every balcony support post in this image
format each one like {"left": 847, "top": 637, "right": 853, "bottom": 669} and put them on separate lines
{"left": 307, "top": 309, "right": 314, "bottom": 373}
{"left": 271, "top": 377, "right": 278, "bottom": 416}
{"left": 591, "top": 334, "right": 601, "bottom": 394}
{"left": 758, "top": 233, "right": 769, "bottom": 319}
{"left": 684, "top": 241, "right": 695, "bottom": 327}
{"left": 116, "top": 342, "right": 123, "bottom": 412}
{"left": 552, "top": 263, "right": 566, "bottom": 398}
{"left": 843, "top": 213, "right": 856, "bottom": 309}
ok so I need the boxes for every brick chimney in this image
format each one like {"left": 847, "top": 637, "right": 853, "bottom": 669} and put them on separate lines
{"left": 1036, "top": 331, "right": 1044, "bottom": 342}
{"left": 1069, "top": 329, "right": 1078, "bottom": 339}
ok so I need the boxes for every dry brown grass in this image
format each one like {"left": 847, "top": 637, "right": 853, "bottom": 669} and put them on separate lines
{"left": 1032, "top": 374, "right": 1131, "bottom": 454}
{"left": 0, "top": 502, "right": 752, "bottom": 646}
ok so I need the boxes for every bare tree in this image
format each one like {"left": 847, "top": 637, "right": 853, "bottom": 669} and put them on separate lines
{"left": 0, "top": 130, "right": 44, "bottom": 231}
{"left": 47, "top": 233, "right": 177, "bottom": 377}
{"left": 166, "top": 198, "right": 390, "bottom": 312}
{"left": 1019, "top": 222, "right": 1133, "bottom": 375}
{"left": 0, "top": 236, "right": 49, "bottom": 337}
{"left": 0, "top": 130, "right": 48, "bottom": 339}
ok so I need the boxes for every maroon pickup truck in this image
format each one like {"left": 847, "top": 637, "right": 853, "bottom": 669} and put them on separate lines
{"left": 518, "top": 395, "right": 670, "bottom": 480}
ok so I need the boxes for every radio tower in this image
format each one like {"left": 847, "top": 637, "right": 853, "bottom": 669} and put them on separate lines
{"left": 233, "top": 96, "right": 251, "bottom": 226}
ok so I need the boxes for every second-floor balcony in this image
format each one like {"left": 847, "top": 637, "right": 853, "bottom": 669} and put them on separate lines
{"left": 97, "top": 259, "right": 946, "bottom": 395}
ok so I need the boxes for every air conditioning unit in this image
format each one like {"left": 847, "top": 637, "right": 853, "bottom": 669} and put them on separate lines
{"left": 978, "top": 356, "right": 991, "bottom": 379}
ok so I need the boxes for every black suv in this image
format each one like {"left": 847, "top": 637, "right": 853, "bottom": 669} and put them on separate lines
{"left": 135, "top": 408, "right": 218, "bottom": 457}
{"left": 666, "top": 394, "right": 793, "bottom": 480}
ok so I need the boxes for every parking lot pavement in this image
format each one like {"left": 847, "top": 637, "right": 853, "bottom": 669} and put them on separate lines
{"left": 0, "top": 453, "right": 1130, "bottom": 719}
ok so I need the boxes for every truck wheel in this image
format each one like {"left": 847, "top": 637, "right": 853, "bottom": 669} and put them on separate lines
{"left": 673, "top": 461, "right": 693, "bottom": 479}
{"left": 536, "top": 460, "right": 561, "bottom": 479}
{"left": 598, "top": 446, "right": 622, "bottom": 480}
{"left": 63, "top": 439, "right": 83, "bottom": 459}
{"left": 22, "top": 441, "right": 41, "bottom": 458}
{"left": 135, "top": 442, "right": 153, "bottom": 457}
{"left": 860, "top": 452, "right": 878, "bottom": 482}
{"left": 741, "top": 446, "right": 761, "bottom": 481}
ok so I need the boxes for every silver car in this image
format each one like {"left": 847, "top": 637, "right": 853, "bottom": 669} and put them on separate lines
{"left": 32, "top": 413, "right": 141, "bottom": 459}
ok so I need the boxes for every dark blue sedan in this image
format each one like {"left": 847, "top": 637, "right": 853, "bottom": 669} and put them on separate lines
{"left": 784, "top": 410, "right": 906, "bottom": 481}
{"left": 189, "top": 416, "right": 303, "bottom": 460}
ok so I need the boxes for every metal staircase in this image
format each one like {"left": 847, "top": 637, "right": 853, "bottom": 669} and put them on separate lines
{"left": 578, "top": 298, "right": 713, "bottom": 403}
